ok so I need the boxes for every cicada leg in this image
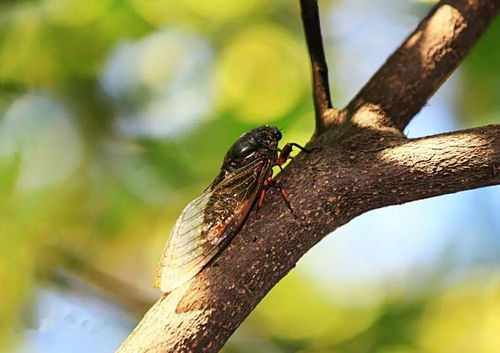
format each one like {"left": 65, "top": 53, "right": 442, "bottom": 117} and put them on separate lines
{"left": 257, "top": 179, "right": 270, "bottom": 209}
{"left": 258, "top": 143, "right": 318, "bottom": 218}
{"left": 258, "top": 177, "right": 296, "bottom": 219}
{"left": 269, "top": 178, "right": 296, "bottom": 218}
{"left": 276, "top": 143, "right": 317, "bottom": 166}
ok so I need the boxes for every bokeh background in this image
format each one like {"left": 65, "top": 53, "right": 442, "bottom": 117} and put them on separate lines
{"left": 0, "top": 0, "right": 499, "bottom": 352}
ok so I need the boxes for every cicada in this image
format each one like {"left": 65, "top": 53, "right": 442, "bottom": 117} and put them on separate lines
{"left": 153, "top": 125, "right": 309, "bottom": 292}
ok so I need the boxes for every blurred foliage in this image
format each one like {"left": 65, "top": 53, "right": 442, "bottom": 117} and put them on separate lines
{"left": 419, "top": 274, "right": 500, "bottom": 353}
{"left": 0, "top": 0, "right": 498, "bottom": 352}
{"left": 460, "top": 18, "right": 500, "bottom": 127}
{"left": 215, "top": 23, "right": 307, "bottom": 122}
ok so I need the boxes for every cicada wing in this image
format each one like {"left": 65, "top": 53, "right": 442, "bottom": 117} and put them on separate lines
{"left": 153, "top": 191, "right": 214, "bottom": 293}
{"left": 153, "top": 159, "right": 272, "bottom": 293}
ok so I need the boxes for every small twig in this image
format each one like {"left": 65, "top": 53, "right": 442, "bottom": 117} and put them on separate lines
{"left": 299, "top": 0, "right": 334, "bottom": 132}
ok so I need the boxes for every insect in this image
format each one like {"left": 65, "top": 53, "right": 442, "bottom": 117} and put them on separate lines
{"left": 153, "top": 125, "right": 311, "bottom": 293}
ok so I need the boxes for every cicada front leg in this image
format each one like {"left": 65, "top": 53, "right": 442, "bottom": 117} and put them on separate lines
{"left": 276, "top": 143, "right": 317, "bottom": 167}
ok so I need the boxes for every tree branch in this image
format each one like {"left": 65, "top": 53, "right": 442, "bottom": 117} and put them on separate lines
{"left": 116, "top": 125, "right": 499, "bottom": 353}
{"left": 300, "top": 0, "right": 337, "bottom": 132}
{"left": 116, "top": 1, "right": 500, "bottom": 351}
{"left": 346, "top": 0, "right": 499, "bottom": 131}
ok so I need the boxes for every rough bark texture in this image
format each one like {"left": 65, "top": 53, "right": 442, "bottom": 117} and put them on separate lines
{"left": 116, "top": 0, "right": 500, "bottom": 352}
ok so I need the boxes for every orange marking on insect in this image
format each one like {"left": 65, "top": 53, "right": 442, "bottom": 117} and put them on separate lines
{"left": 207, "top": 200, "right": 251, "bottom": 241}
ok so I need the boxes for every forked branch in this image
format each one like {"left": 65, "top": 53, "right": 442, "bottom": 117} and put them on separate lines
{"left": 116, "top": 0, "right": 499, "bottom": 352}
{"left": 116, "top": 124, "right": 499, "bottom": 353}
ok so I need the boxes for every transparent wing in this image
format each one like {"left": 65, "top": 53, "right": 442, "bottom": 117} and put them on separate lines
{"left": 153, "top": 159, "right": 271, "bottom": 293}
{"left": 152, "top": 191, "right": 213, "bottom": 292}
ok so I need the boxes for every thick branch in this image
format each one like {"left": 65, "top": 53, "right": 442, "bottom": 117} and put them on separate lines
{"left": 300, "top": 0, "right": 336, "bottom": 132}
{"left": 116, "top": 124, "right": 499, "bottom": 353}
{"left": 116, "top": 1, "right": 499, "bottom": 351}
{"left": 346, "top": 0, "right": 499, "bottom": 130}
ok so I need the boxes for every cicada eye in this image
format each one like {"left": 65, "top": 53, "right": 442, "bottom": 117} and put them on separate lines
{"left": 274, "top": 130, "right": 282, "bottom": 141}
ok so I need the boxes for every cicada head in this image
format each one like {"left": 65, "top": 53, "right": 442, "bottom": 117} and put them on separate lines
{"left": 224, "top": 125, "right": 282, "bottom": 167}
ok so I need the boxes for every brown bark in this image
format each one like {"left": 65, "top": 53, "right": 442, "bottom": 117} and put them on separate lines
{"left": 116, "top": 0, "right": 500, "bottom": 352}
